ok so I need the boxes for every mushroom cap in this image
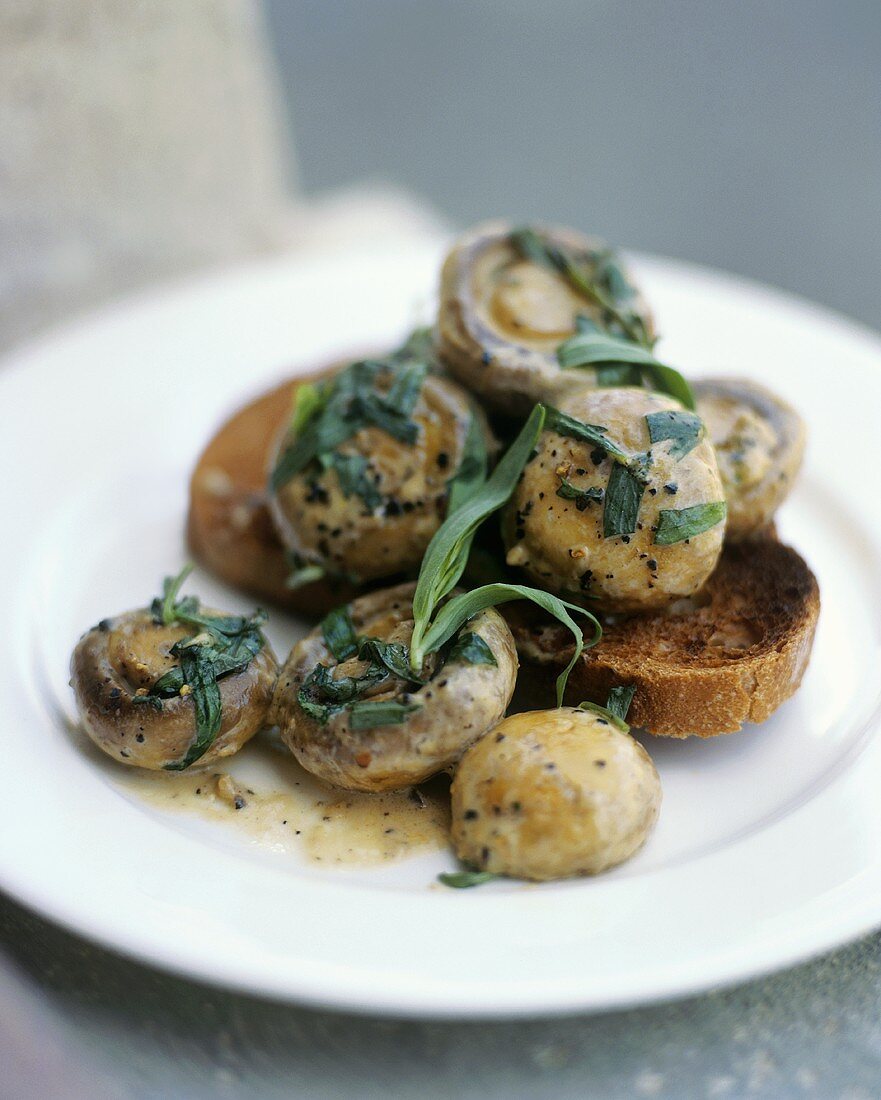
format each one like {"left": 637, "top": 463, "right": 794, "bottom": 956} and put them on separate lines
{"left": 451, "top": 707, "right": 662, "bottom": 880}
{"left": 71, "top": 609, "right": 277, "bottom": 770}
{"left": 502, "top": 386, "right": 726, "bottom": 613}
{"left": 272, "top": 582, "right": 518, "bottom": 792}
{"left": 268, "top": 370, "right": 488, "bottom": 583}
{"left": 437, "top": 220, "right": 655, "bottom": 415}
{"left": 695, "top": 377, "right": 806, "bottom": 540}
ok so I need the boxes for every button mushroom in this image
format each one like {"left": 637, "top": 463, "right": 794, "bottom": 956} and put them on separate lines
{"left": 268, "top": 341, "right": 491, "bottom": 586}
{"left": 437, "top": 221, "right": 655, "bottom": 415}
{"left": 271, "top": 582, "right": 518, "bottom": 792}
{"left": 70, "top": 571, "right": 277, "bottom": 770}
{"left": 694, "top": 378, "right": 806, "bottom": 540}
{"left": 450, "top": 707, "right": 662, "bottom": 880}
{"left": 502, "top": 387, "right": 726, "bottom": 612}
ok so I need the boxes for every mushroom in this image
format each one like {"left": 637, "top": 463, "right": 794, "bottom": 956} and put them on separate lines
{"left": 271, "top": 582, "right": 518, "bottom": 792}
{"left": 267, "top": 354, "right": 491, "bottom": 585}
{"left": 437, "top": 220, "right": 655, "bottom": 415}
{"left": 451, "top": 707, "right": 662, "bottom": 880}
{"left": 694, "top": 378, "right": 806, "bottom": 540}
{"left": 502, "top": 387, "right": 726, "bottom": 612}
{"left": 70, "top": 584, "right": 277, "bottom": 771}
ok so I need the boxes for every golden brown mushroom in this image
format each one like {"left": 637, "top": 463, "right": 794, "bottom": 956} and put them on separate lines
{"left": 502, "top": 387, "right": 726, "bottom": 613}
{"left": 437, "top": 221, "right": 655, "bottom": 415}
{"left": 694, "top": 378, "right": 806, "bottom": 540}
{"left": 267, "top": 352, "right": 491, "bottom": 586}
{"left": 450, "top": 707, "right": 662, "bottom": 881}
{"left": 71, "top": 579, "right": 277, "bottom": 771}
{"left": 272, "top": 582, "right": 518, "bottom": 792}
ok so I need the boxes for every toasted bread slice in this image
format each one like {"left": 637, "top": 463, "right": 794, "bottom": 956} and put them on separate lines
{"left": 187, "top": 368, "right": 361, "bottom": 617}
{"left": 506, "top": 538, "right": 820, "bottom": 738}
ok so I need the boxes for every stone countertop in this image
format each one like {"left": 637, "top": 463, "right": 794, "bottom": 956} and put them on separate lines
{"left": 1, "top": 891, "right": 878, "bottom": 1099}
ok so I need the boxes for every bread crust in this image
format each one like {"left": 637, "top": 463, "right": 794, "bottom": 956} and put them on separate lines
{"left": 506, "top": 539, "right": 820, "bottom": 738}
{"left": 186, "top": 366, "right": 361, "bottom": 617}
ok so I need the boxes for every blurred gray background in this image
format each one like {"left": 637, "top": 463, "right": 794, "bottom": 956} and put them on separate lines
{"left": 266, "top": 0, "right": 881, "bottom": 327}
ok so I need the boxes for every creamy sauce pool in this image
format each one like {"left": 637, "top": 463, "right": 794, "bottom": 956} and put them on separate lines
{"left": 111, "top": 738, "right": 451, "bottom": 865}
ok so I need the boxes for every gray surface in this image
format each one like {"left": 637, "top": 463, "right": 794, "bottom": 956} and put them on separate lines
{"left": 266, "top": 0, "right": 881, "bottom": 329}
{"left": 2, "top": 890, "right": 880, "bottom": 1099}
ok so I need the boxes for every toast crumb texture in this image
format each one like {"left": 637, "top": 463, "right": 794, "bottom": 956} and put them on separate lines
{"left": 507, "top": 539, "right": 820, "bottom": 738}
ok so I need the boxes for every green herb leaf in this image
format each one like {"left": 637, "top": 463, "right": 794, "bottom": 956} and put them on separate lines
{"left": 437, "top": 870, "right": 501, "bottom": 889}
{"left": 166, "top": 648, "right": 224, "bottom": 769}
{"left": 321, "top": 452, "right": 382, "bottom": 510}
{"left": 157, "top": 564, "right": 195, "bottom": 625}
{"left": 557, "top": 330, "right": 661, "bottom": 371}
{"left": 321, "top": 606, "right": 359, "bottom": 661}
{"left": 138, "top": 571, "right": 268, "bottom": 769}
{"left": 606, "top": 684, "right": 636, "bottom": 722}
{"left": 544, "top": 405, "right": 632, "bottom": 466}
{"left": 595, "top": 363, "right": 643, "bottom": 387}
{"left": 510, "top": 228, "right": 650, "bottom": 346}
{"left": 395, "top": 326, "right": 435, "bottom": 361}
{"left": 418, "top": 583, "right": 601, "bottom": 707}
{"left": 296, "top": 661, "right": 389, "bottom": 723}
{"left": 603, "top": 462, "right": 646, "bottom": 538}
{"left": 290, "top": 382, "right": 325, "bottom": 436}
{"left": 447, "top": 411, "right": 489, "bottom": 513}
{"left": 409, "top": 405, "right": 547, "bottom": 667}
{"left": 347, "top": 699, "right": 422, "bottom": 730}
{"left": 577, "top": 700, "right": 630, "bottom": 733}
{"left": 556, "top": 478, "right": 605, "bottom": 511}
{"left": 654, "top": 501, "right": 727, "bottom": 545}
{"left": 269, "top": 334, "right": 431, "bottom": 493}
{"left": 357, "top": 637, "right": 423, "bottom": 683}
{"left": 449, "top": 631, "right": 497, "bottom": 666}
{"left": 556, "top": 329, "right": 696, "bottom": 411}
{"left": 645, "top": 410, "right": 704, "bottom": 460}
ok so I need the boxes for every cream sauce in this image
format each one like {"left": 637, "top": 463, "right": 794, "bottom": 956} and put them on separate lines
{"left": 111, "top": 737, "right": 451, "bottom": 865}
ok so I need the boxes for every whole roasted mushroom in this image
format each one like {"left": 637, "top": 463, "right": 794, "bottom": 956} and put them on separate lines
{"left": 268, "top": 336, "right": 491, "bottom": 586}
{"left": 437, "top": 221, "right": 655, "bottom": 415}
{"left": 70, "top": 571, "right": 277, "bottom": 770}
{"left": 272, "top": 582, "right": 518, "bottom": 792}
{"left": 502, "top": 387, "right": 726, "bottom": 613}
{"left": 694, "top": 378, "right": 806, "bottom": 540}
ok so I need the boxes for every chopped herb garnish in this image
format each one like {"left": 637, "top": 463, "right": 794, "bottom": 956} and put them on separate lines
{"left": 296, "top": 661, "right": 389, "bottom": 723}
{"left": 269, "top": 333, "right": 431, "bottom": 493}
{"left": 347, "top": 699, "right": 421, "bottom": 730}
{"left": 408, "top": 406, "right": 602, "bottom": 705}
{"left": 438, "top": 870, "right": 501, "bottom": 889}
{"left": 447, "top": 410, "right": 489, "bottom": 512}
{"left": 557, "top": 328, "right": 696, "bottom": 411}
{"left": 319, "top": 452, "right": 382, "bottom": 510}
{"left": 510, "top": 228, "right": 651, "bottom": 346}
{"left": 654, "top": 501, "right": 727, "bottom": 545}
{"left": 137, "top": 566, "right": 268, "bottom": 769}
{"left": 606, "top": 684, "right": 636, "bottom": 722}
{"left": 510, "top": 227, "right": 696, "bottom": 409}
{"left": 544, "top": 405, "right": 632, "bottom": 466}
{"left": 290, "top": 382, "right": 325, "bottom": 436}
{"left": 595, "top": 362, "right": 643, "bottom": 387}
{"left": 578, "top": 684, "right": 636, "bottom": 732}
{"left": 645, "top": 410, "right": 704, "bottom": 460}
{"left": 603, "top": 461, "right": 647, "bottom": 538}
{"left": 321, "top": 606, "right": 358, "bottom": 661}
{"left": 357, "top": 637, "right": 423, "bottom": 683}
{"left": 449, "top": 632, "right": 497, "bottom": 666}
{"left": 556, "top": 478, "right": 605, "bottom": 511}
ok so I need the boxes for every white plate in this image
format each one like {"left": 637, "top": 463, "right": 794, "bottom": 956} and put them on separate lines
{"left": 2, "top": 242, "right": 881, "bottom": 1019}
